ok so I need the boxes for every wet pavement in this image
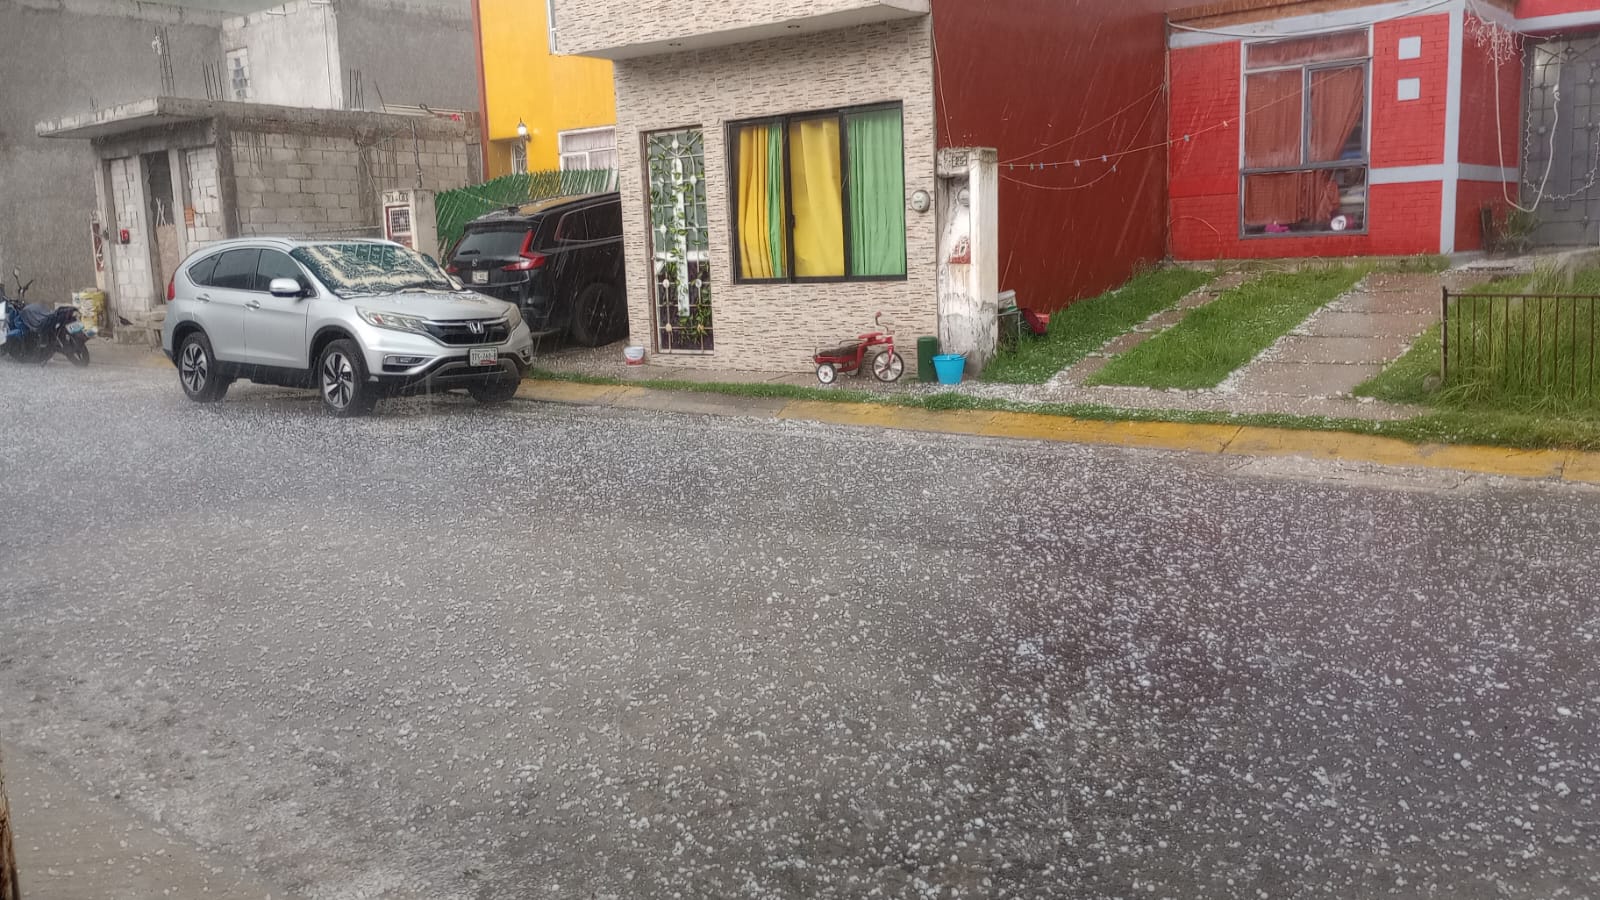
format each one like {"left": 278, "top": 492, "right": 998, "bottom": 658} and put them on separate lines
{"left": 2, "top": 361, "right": 1599, "bottom": 899}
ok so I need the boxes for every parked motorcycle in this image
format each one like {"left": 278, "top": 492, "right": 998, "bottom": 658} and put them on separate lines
{"left": 2, "top": 267, "right": 92, "bottom": 366}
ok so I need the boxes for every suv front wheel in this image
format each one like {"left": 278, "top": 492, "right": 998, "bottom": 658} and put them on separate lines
{"left": 317, "top": 339, "right": 378, "bottom": 417}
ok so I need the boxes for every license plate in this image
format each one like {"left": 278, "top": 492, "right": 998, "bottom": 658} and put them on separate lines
{"left": 472, "top": 270, "right": 489, "bottom": 285}
{"left": 469, "top": 348, "right": 498, "bottom": 366}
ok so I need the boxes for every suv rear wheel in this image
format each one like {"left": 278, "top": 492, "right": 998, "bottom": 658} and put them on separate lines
{"left": 317, "top": 339, "right": 378, "bottom": 417}
{"left": 178, "top": 332, "right": 229, "bottom": 403}
{"left": 569, "top": 283, "right": 624, "bottom": 348}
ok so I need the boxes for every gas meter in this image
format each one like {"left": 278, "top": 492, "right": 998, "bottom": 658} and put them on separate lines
{"left": 379, "top": 188, "right": 439, "bottom": 260}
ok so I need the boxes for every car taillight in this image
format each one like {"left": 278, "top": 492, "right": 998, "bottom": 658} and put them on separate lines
{"left": 502, "top": 230, "right": 545, "bottom": 272}
{"left": 446, "top": 263, "right": 460, "bottom": 274}
{"left": 166, "top": 277, "right": 175, "bottom": 302}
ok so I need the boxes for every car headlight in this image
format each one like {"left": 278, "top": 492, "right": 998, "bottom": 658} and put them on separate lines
{"left": 358, "top": 308, "right": 431, "bottom": 335}
{"left": 503, "top": 304, "right": 522, "bottom": 331}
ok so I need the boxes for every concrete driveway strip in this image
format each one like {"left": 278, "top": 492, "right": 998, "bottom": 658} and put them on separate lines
{"left": 2, "top": 363, "right": 1598, "bottom": 899}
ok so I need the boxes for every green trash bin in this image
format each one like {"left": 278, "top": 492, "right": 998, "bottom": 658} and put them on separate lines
{"left": 917, "top": 336, "right": 939, "bottom": 382}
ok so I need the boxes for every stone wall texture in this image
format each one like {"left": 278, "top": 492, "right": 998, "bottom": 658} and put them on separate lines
{"left": 614, "top": 19, "right": 937, "bottom": 372}
{"left": 552, "top": 0, "right": 924, "bottom": 57}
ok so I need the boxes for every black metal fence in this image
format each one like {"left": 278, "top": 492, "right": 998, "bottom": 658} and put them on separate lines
{"left": 1442, "top": 288, "right": 1600, "bottom": 399}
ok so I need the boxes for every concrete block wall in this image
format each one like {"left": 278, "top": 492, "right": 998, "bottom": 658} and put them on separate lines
{"left": 613, "top": 19, "right": 938, "bottom": 373}
{"left": 0, "top": 0, "right": 221, "bottom": 296}
{"left": 107, "top": 157, "right": 157, "bottom": 313}
{"left": 230, "top": 129, "right": 472, "bottom": 238}
{"left": 185, "top": 148, "right": 227, "bottom": 245}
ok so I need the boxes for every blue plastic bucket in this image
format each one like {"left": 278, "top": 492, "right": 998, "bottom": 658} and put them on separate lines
{"left": 932, "top": 353, "right": 966, "bottom": 385}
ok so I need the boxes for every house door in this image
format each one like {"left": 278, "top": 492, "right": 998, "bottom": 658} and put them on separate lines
{"left": 143, "top": 152, "right": 182, "bottom": 295}
{"left": 645, "top": 128, "right": 713, "bottom": 352}
{"left": 1524, "top": 36, "right": 1600, "bottom": 245}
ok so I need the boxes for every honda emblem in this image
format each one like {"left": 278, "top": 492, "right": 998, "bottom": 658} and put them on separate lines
{"left": 468, "top": 321, "right": 484, "bottom": 335}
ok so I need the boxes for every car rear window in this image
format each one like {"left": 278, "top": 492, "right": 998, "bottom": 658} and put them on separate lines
{"left": 187, "top": 253, "right": 220, "bottom": 286}
{"left": 454, "top": 226, "right": 529, "bottom": 260}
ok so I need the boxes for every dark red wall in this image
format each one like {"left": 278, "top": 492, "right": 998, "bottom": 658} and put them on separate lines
{"left": 932, "top": 0, "right": 1186, "bottom": 312}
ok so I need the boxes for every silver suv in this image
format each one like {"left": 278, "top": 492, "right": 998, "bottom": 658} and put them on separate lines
{"left": 161, "top": 238, "right": 535, "bottom": 416}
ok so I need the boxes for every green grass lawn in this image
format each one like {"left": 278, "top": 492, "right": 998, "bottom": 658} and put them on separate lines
{"left": 1351, "top": 266, "right": 1600, "bottom": 447}
{"left": 1088, "top": 264, "right": 1372, "bottom": 389}
{"left": 982, "top": 267, "right": 1214, "bottom": 384}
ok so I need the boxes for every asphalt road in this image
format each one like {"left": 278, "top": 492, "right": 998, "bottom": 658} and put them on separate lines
{"left": 2, "top": 360, "right": 1598, "bottom": 900}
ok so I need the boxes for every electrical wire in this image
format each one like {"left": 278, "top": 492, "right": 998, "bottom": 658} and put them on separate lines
{"left": 1004, "top": 84, "right": 1167, "bottom": 163}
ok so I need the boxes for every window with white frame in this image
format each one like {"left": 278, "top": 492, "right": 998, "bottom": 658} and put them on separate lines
{"left": 226, "top": 48, "right": 251, "bottom": 101}
{"left": 1241, "top": 29, "right": 1369, "bottom": 236}
{"left": 510, "top": 140, "right": 528, "bottom": 175}
{"left": 559, "top": 127, "right": 617, "bottom": 171}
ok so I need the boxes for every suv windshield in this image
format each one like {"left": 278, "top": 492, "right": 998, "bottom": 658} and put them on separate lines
{"left": 454, "top": 225, "right": 530, "bottom": 259}
{"left": 292, "top": 243, "right": 456, "bottom": 297}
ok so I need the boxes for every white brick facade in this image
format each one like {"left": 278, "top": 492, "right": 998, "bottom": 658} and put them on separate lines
{"left": 615, "top": 19, "right": 938, "bottom": 372}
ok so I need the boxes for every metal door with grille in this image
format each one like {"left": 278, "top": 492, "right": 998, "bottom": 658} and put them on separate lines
{"left": 645, "top": 129, "right": 712, "bottom": 352}
{"left": 1524, "top": 36, "right": 1600, "bottom": 245}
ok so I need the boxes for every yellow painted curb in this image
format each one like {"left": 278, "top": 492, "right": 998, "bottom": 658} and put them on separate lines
{"left": 1411, "top": 444, "right": 1568, "bottom": 480}
{"left": 515, "top": 381, "right": 627, "bottom": 405}
{"left": 1562, "top": 452, "right": 1600, "bottom": 484}
{"left": 1224, "top": 426, "right": 1424, "bottom": 468}
{"left": 520, "top": 380, "right": 1595, "bottom": 484}
{"left": 985, "top": 413, "right": 1241, "bottom": 454}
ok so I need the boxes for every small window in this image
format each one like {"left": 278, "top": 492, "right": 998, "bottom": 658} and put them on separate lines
{"left": 454, "top": 226, "right": 530, "bottom": 260}
{"left": 510, "top": 141, "right": 528, "bottom": 175}
{"left": 553, "top": 210, "right": 590, "bottom": 242}
{"left": 187, "top": 253, "right": 221, "bottom": 286}
{"left": 256, "top": 249, "right": 307, "bottom": 292}
{"left": 558, "top": 128, "right": 617, "bottom": 171}
{"left": 226, "top": 48, "right": 251, "bottom": 101}
{"left": 209, "top": 248, "right": 260, "bottom": 290}
{"left": 586, "top": 202, "right": 622, "bottom": 240}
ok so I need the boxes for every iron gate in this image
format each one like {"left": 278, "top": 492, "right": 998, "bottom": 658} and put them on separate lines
{"left": 1523, "top": 35, "right": 1600, "bottom": 245}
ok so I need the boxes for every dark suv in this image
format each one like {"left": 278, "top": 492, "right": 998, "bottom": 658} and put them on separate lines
{"left": 448, "top": 193, "right": 627, "bottom": 347}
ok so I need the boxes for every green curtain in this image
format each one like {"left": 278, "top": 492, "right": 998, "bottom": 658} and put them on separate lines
{"left": 736, "top": 124, "right": 787, "bottom": 279}
{"left": 846, "top": 109, "right": 906, "bottom": 277}
{"left": 765, "top": 127, "right": 785, "bottom": 275}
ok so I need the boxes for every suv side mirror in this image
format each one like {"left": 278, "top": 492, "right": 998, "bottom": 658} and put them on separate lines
{"left": 268, "top": 278, "right": 306, "bottom": 298}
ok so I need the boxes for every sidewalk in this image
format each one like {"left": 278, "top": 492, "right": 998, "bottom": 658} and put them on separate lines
{"left": 4, "top": 746, "right": 283, "bottom": 899}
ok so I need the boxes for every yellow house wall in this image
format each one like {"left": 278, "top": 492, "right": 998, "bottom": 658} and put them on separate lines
{"left": 479, "top": 0, "right": 617, "bottom": 176}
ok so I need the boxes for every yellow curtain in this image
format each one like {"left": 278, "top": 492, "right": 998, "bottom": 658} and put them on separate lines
{"left": 737, "top": 125, "right": 782, "bottom": 279}
{"left": 789, "top": 118, "right": 844, "bottom": 277}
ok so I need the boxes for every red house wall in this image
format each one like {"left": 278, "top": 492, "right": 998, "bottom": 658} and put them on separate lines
{"left": 1517, "top": 0, "right": 1600, "bottom": 17}
{"left": 1458, "top": 15, "right": 1521, "bottom": 168}
{"left": 932, "top": 0, "right": 1189, "bottom": 312}
{"left": 1456, "top": 14, "right": 1522, "bottom": 250}
{"left": 1169, "top": 14, "right": 1454, "bottom": 259}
